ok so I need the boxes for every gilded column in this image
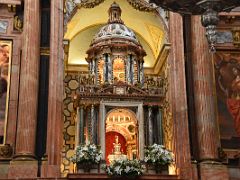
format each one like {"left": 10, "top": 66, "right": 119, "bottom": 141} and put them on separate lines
{"left": 191, "top": 16, "right": 229, "bottom": 179}
{"left": 42, "top": 0, "right": 64, "bottom": 178}
{"left": 168, "top": 12, "right": 193, "bottom": 178}
{"left": 8, "top": 0, "right": 40, "bottom": 178}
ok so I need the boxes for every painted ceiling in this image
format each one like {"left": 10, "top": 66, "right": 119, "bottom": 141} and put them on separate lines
{"left": 64, "top": 0, "right": 168, "bottom": 68}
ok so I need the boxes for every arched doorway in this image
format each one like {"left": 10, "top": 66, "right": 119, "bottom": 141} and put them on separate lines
{"left": 105, "top": 108, "right": 138, "bottom": 164}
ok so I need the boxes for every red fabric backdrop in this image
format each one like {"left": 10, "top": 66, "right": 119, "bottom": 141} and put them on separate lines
{"left": 105, "top": 131, "right": 127, "bottom": 164}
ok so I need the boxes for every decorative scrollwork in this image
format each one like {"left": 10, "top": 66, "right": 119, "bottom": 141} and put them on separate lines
{"left": 76, "top": 0, "right": 105, "bottom": 9}
{"left": 127, "top": 0, "right": 158, "bottom": 12}
{"left": 162, "top": 100, "right": 173, "bottom": 151}
{"left": 14, "top": 15, "right": 23, "bottom": 32}
{"left": 64, "top": 0, "right": 77, "bottom": 24}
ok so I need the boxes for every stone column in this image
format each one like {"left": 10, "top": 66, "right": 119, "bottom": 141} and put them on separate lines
{"left": 90, "top": 104, "right": 95, "bottom": 143}
{"left": 8, "top": 0, "right": 40, "bottom": 178}
{"left": 148, "top": 106, "right": 153, "bottom": 146}
{"left": 157, "top": 107, "right": 163, "bottom": 145}
{"left": 42, "top": 0, "right": 64, "bottom": 178}
{"left": 104, "top": 54, "right": 109, "bottom": 83}
{"left": 137, "top": 103, "right": 144, "bottom": 160}
{"left": 75, "top": 107, "right": 80, "bottom": 145}
{"left": 126, "top": 55, "right": 131, "bottom": 84}
{"left": 92, "top": 59, "right": 96, "bottom": 75}
{"left": 139, "top": 60, "right": 144, "bottom": 86}
{"left": 79, "top": 105, "right": 85, "bottom": 144}
{"left": 168, "top": 12, "right": 193, "bottom": 179}
{"left": 99, "top": 102, "right": 106, "bottom": 159}
{"left": 191, "top": 16, "right": 229, "bottom": 179}
{"left": 130, "top": 55, "right": 134, "bottom": 84}
{"left": 89, "top": 60, "right": 92, "bottom": 73}
{"left": 108, "top": 55, "right": 112, "bottom": 83}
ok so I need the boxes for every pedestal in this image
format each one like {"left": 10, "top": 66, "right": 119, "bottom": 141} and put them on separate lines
{"left": 199, "top": 161, "right": 229, "bottom": 180}
{"left": 8, "top": 159, "right": 38, "bottom": 178}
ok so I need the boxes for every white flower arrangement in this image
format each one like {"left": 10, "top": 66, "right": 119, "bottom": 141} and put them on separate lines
{"left": 144, "top": 144, "right": 173, "bottom": 166}
{"left": 103, "top": 158, "right": 145, "bottom": 177}
{"left": 70, "top": 143, "right": 103, "bottom": 164}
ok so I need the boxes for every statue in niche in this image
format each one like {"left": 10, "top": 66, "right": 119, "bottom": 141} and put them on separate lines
{"left": 113, "top": 135, "right": 121, "bottom": 155}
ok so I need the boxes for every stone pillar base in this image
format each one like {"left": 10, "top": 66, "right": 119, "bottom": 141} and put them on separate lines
{"left": 8, "top": 160, "right": 38, "bottom": 178}
{"left": 0, "top": 160, "right": 10, "bottom": 179}
{"left": 199, "top": 161, "right": 229, "bottom": 180}
{"left": 41, "top": 164, "right": 61, "bottom": 178}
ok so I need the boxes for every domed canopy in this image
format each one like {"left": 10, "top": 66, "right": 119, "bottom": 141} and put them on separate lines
{"left": 93, "top": 23, "right": 139, "bottom": 44}
{"left": 87, "top": 2, "right": 146, "bottom": 57}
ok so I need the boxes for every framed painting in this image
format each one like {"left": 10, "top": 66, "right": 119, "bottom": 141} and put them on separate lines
{"left": 0, "top": 40, "right": 12, "bottom": 144}
{"left": 214, "top": 52, "right": 240, "bottom": 150}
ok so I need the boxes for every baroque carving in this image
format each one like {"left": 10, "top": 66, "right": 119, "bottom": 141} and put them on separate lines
{"left": 64, "top": 0, "right": 159, "bottom": 24}
{"left": 126, "top": 0, "right": 157, "bottom": 12}
{"left": 76, "top": 0, "right": 105, "bottom": 9}
{"left": 7, "top": 4, "right": 16, "bottom": 13}
{"left": 0, "top": 144, "right": 13, "bottom": 159}
{"left": 14, "top": 15, "right": 23, "bottom": 32}
{"left": 232, "top": 27, "right": 240, "bottom": 47}
{"left": 162, "top": 100, "right": 173, "bottom": 151}
{"left": 64, "top": 0, "right": 76, "bottom": 24}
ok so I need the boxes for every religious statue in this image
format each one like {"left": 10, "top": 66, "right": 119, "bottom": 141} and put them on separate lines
{"left": 108, "top": 135, "right": 127, "bottom": 164}
{"left": 113, "top": 135, "right": 121, "bottom": 155}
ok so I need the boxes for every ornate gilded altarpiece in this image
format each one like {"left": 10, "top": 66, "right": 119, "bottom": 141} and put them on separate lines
{"left": 62, "top": 0, "right": 172, "bottom": 176}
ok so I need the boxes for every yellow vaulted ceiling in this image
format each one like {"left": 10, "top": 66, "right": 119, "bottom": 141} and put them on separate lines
{"left": 64, "top": 0, "right": 167, "bottom": 68}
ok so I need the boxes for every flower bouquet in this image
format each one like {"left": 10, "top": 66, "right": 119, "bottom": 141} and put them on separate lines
{"left": 144, "top": 144, "right": 173, "bottom": 173}
{"left": 70, "top": 143, "right": 102, "bottom": 172}
{"left": 103, "top": 158, "right": 145, "bottom": 177}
